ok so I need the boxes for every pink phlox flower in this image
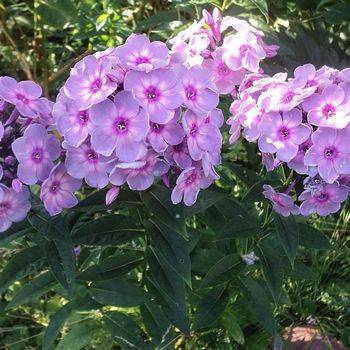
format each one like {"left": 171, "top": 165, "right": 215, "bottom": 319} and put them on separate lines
{"left": 171, "top": 165, "right": 213, "bottom": 206}
{"left": 303, "top": 84, "right": 350, "bottom": 129}
{"left": 40, "top": 163, "right": 82, "bottom": 216}
{"left": 258, "top": 109, "right": 311, "bottom": 162}
{"left": 12, "top": 124, "right": 61, "bottom": 185}
{"left": 262, "top": 184, "right": 299, "bottom": 217}
{"left": 116, "top": 34, "right": 170, "bottom": 72}
{"left": 0, "top": 184, "right": 30, "bottom": 232}
{"left": 164, "top": 140, "right": 192, "bottom": 169}
{"left": 304, "top": 127, "right": 350, "bottom": 184}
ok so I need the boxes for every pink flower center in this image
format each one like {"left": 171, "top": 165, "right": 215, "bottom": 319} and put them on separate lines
{"left": 218, "top": 63, "right": 230, "bottom": 76}
{"left": 151, "top": 123, "right": 164, "bottom": 133}
{"left": 185, "top": 172, "right": 198, "bottom": 185}
{"left": 322, "top": 104, "right": 336, "bottom": 118}
{"left": 115, "top": 118, "right": 128, "bottom": 133}
{"left": 31, "top": 148, "right": 43, "bottom": 163}
{"left": 239, "top": 45, "right": 250, "bottom": 55}
{"left": 324, "top": 146, "right": 337, "bottom": 159}
{"left": 90, "top": 78, "right": 102, "bottom": 93}
{"left": 0, "top": 201, "right": 11, "bottom": 214}
{"left": 77, "top": 110, "right": 89, "bottom": 125}
{"left": 189, "top": 123, "right": 198, "bottom": 137}
{"left": 307, "top": 79, "right": 317, "bottom": 87}
{"left": 145, "top": 86, "right": 160, "bottom": 102}
{"left": 49, "top": 181, "right": 60, "bottom": 194}
{"left": 282, "top": 91, "right": 295, "bottom": 103}
{"left": 135, "top": 56, "right": 151, "bottom": 65}
{"left": 278, "top": 126, "right": 290, "bottom": 140}
{"left": 315, "top": 192, "right": 329, "bottom": 202}
{"left": 15, "top": 93, "right": 29, "bottom": 104}
{"left": 185, "top": 86, "right": 197, "bottom": 101}
{"left": 86, "top": 150, "right": 98, "bottom": 163}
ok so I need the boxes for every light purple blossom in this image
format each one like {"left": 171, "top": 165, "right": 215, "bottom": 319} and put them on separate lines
{"left": 109, "top": 150, "right": 169, "bottom": 191}
{"left": 181, "top": 66, "right": 219, "bottom": 115}
{"left": 287, "top": 139, "right": 313, "bottom": 175}
{"left": 40, "top": 163, "right": 82, "bottom": 216}
{"left": 164, "top": 141, "right": 192, "bottom": 169}
{"left": 223, "top": 31, "right": 266, "bottom": 73}
{"left": 116, "top": 34, "right": 169, "bottom": 71}
{"left": 65, "top": 143, "right": 112, "bottom": 189}
{"left": 147, "top": 112, "right": 185, "bottom": 153}
{"left": 304, "top": 127, "right": 350, "bottom": 184}
{"left": 0, "top": 77, "right": 42, "bottom": 117}
{"left": 303, "top": 85, "right": 350, "bottom": 129}
{"left": 0, "top": 184, "right": 30, "bottom": 232}
{"left": 299, "top": 183, "right": 348, "bottom": 216}
{"left": 171, "top": 166, "right": 212, "bottom": 206}
{"left": 64, "top": 55, "right": 118, "bottom": 110}
{"left": 90, "top": 91, "right": 148, "bottom": 161}
{"left": 105, "top": 186, "right": 120, "bottom": 206}
{"left": 12, "top": 124, "right": 61, "bottom": 185}
{"left": 262, "top": 184, "right": 299, "bottom": 217}
{"left": 293, "top": 64, "right": 332, "bottom": 88}
{"left": 203, "top": 48, "right": 245, "bottom": 94}
{"left": 124, "top": 69, "right": 183, "bottom": 123}
{"left": 204, "top": 108, "right": 224, "bottom": 128}
{"left": 183, "top": 110, "right": 222, "bottom": 161}
{"left": 258, "top": 109, "right": 311, "bottom": 162}
{"left": 53, "top": 90, "right": 93, "bottom": 147}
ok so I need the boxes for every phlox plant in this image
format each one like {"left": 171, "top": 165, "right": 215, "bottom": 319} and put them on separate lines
{"left": 0, "top": 7, "right": 346, "bottom": 350}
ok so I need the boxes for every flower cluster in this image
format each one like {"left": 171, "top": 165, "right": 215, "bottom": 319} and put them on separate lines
{"left": 0, "top": 78, "right": 54, "bottom": 231}
{"left": 0, "top": 9, "right": 276, "bottom": 232}
{"left": 228, "top": 64, "right": 350, "bottom": 216}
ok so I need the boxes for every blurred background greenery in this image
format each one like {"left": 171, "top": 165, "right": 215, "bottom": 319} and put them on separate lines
{"left": 0, "top": 0, "right": 350, "bottom": 349}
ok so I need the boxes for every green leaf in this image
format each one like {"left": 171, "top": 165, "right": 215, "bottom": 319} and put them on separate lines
{"left": 76, "top": 189, "right": 141, "bottom": 211}
{"left": 0, "top": 246, "right": 44, "bottom": 293}
{"left": 146, "top": 248, "right": 190, "bottom": 334}
{"left": 146, "top": 219, "right": 191, "bottom": 288}
{"left": 193, "top": 285, "right": 229, "bottom": 331}
{"left": 78, "top": 252, "right": 144, "bottom": 281}
{"left": 216, "top": 216, "right": 259, "bottom": 239}
{"left": 140, "top": 185, "right": 185, "bottom": 234}
{"left": 43, "top": 296, "right": 100, "bottom": 350}
{"left": 27, "top": 212, "right": 70, "bottom": 242}
{"left": 104, "top": 311, "right": 146, "bottom": 350}
{"left": 298, "top": 223, "right": 331, "bottom": 250}
{"left": 57, "top": 320, "right": 102, "bottom": 350}
{"left": 256, "top": 243, "right": 283, "bottom": 303}
{"left": 44, "top": 239, "right": 76, "bottom": 295}
{"left": 89, "top": 278, "right": 149, "bottom": 307}
{"left": 37, "top": 0, "right": 77, "bottom": 27}
{"left": 221, "top": 310, "right": 245, "bottom": 345}
{"left": 183, "top": 189, "right": 226, "bottom": 218}
{"left": 239, "top": 277, "right": 276, "bottom": 334}
{"left": 273, "top": 214, "right": 299, "bottom": 265}
{"left": 72, "top": 214, "right": 145, "bottom": 245}
{"left": 0, "top": 221, "right": 32, "bottom": 246}
{"left": 141, "top": 303, "right": 175, "bottom": 348}
{"left": 287, "top": 261, "right": 316, "bottom": 281}
{"left": 225, "top": 163, "right": 262, "bottom": 187}
{"left": 248, "top": 0, "right": 269, "bottom": 21}
{"left": 201, "top": 253, "right": 244, "bottom": 288}
{"left": 6, "top": 271, "right": 57, "bottom": 310}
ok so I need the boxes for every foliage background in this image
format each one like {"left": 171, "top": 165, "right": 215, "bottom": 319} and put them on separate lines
{"left": 0, "top": 0, "right": 350, "bottom": 349}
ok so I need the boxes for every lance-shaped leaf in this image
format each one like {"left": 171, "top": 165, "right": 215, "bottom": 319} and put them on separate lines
{"left": 0, "top": 221, "right": 32, "bottom": 246}
{"left": 193, "top": 284, "right": 229, "bottom": 331}
{"left": 145, "top": 219, "right": 191, "bottom": 288}
{"left": 298, "top": 223, "right": 331, "bottom": 250}
{"left": 77, "top": 251, "right": 144, "bottom": 281}
{"left": 273, "top": 214, "right": 299, "bottom": 265}
{"left": 256, "top": 243, "right": 284, "bottom": 303}
{"left": 72, "top": 214, "right": 145, "bottom": 245}
{"left": 146, "top": 248, "right": 190, "bottom": 334}
{"left": 0, "top": 245, "right": 44, "bottom": 293}
{"left": 6, "top": 271, "right": 57, "bottom": 310}
{"left": 89, "top": 278, "right": 149, "bottom": 307}
{"left": 104, "top": 311, "right": 147, "bottom": 349}
{"left": 141, "top": 185, "right": 185, "bottom": 234}
{"left": 201, "top": 253, "right": 245, "bottom": 288}
{"left": 44, "top": 238, "right": 76, "bottom": 295}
